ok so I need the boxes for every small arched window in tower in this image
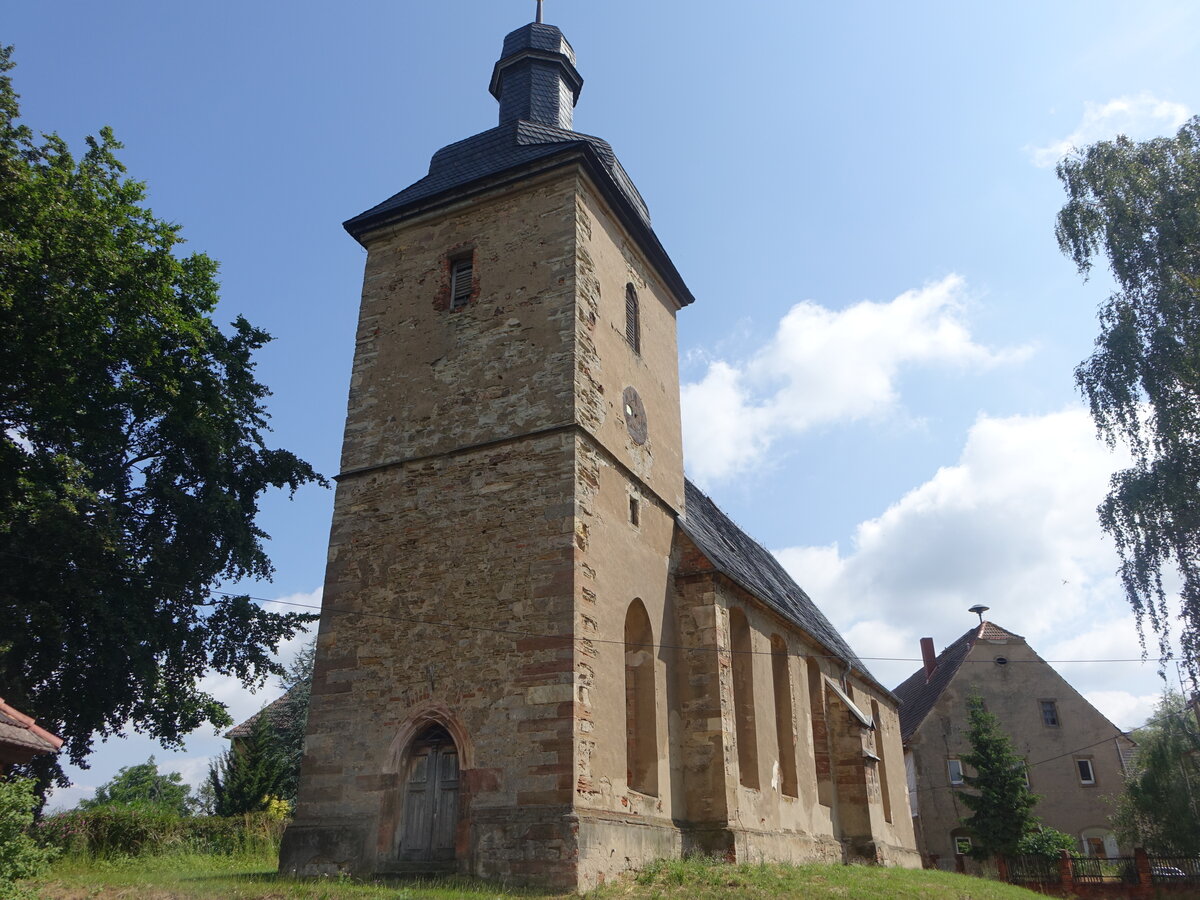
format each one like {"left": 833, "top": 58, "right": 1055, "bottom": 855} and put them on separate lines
{"left": 730, "top": 607, "right": 759, "bottom": 789}
{"left": 625, "top": 283, "right": 641, "bottom": 354}
{"left": 624, "top": 599, "right": 658, "bottom": 796}
{"left": 450, "top": 255, "right": 474, "bottom": 310}
{"left": 771, "top": 635, "right": 799, "bottom": 797}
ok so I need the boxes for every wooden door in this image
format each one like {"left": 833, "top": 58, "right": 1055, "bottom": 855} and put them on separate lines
{"left": 398, "top": 726, "right": 459, "bottom": 862}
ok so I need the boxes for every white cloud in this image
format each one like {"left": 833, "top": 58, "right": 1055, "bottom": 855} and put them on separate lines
{"left": 774, "top": 409, "right": 1166, "bottom": 726}
{"left": 1029, "top": 92, "right": 1192, "bottom": 168}
{"left": 1084, "top": 691, "right": 1162, "bottom": 733}
{"left": 168, "top": 754, "right": 217, "bottom": 790}
{"left": 682, "top": 275, "right": 1027, "bottom": 483}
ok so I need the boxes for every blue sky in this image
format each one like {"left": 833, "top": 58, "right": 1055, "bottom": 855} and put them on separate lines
{"left": 7, "top": 0, "right": 1200, "bottom": 806}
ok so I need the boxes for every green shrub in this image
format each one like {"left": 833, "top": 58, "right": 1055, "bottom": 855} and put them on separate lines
{"left": 1017, "top": 827, "right": 1078, "bottom": 858}
{"left": 35, "top": 806, "right": 286, "bottom": 858}
{"left": 0, "top": 778, "right": 57, "bottom": 899}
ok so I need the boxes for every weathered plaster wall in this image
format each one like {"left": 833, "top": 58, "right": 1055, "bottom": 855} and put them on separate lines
{"left": 910, "top": 634, "right": 1134, "bottom": 867}
{"left": 338, "top": 172, "right": 580, "bottom": 476}
{"left": 572, "top": 179, "right": 684, "bottom": 513}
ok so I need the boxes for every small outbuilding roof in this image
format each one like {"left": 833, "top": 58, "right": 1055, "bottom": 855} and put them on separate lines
{"left": 225, "top": 687, "right": 300, "bottom": 740}
{"left": 0, "top": 696, "right": 63, "bottom": 766}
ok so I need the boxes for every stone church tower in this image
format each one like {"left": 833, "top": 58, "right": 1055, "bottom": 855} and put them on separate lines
{"left": 280, "top": 13, "right": 919, "bottom": 890}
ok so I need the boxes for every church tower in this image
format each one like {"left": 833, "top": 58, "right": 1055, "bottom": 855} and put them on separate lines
{"left": 281, "top": 11, "right": 694, "bottom": 889}
{"left": 282, "top": 9, "right": 920, "bottom": 889}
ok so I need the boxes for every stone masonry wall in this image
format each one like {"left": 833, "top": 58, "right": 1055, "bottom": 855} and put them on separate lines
{"left": 283, "top": 170, "right": 589, "bottom": 888}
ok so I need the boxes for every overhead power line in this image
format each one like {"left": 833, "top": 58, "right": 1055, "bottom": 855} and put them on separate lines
{"left": 0, "top": 546, "right": 1171, "bottom": 665}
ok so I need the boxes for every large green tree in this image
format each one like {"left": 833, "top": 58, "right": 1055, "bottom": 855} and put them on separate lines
{"left": 1114, "top": 692, "right": 1200, "bottom": 854}
{"left": 77, "top": 757, "right": 193, "bottom": 816}
{"left": 1056, "top": 117, "right": 1200, "bottom": 667}
{"left": 959, "top": 695, "right": 1039, "bottom": 859}
{"left": 0, "top": 46, "right": 322, "bottom": 790}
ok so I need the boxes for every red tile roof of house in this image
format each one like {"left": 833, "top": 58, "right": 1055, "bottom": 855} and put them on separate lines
{"left": 0, "top": 697, "right": 63, "bottom": 764}
{"left": 892, "top": 621, "right": 1023, "bottom": 743}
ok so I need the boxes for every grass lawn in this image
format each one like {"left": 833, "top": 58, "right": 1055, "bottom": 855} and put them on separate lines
{"left": 29, "top": 852, "right": 1044, "bottom": 899}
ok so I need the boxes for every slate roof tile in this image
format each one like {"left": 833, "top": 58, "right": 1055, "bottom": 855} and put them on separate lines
{"left": 679, "top": 480, "right": 888, "bottom": 695}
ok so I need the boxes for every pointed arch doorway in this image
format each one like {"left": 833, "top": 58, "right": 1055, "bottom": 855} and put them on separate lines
{"left": 397, "top": 724, "right": 460, "bottom": 865}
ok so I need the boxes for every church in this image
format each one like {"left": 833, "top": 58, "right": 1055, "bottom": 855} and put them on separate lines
{"left": 279, "top": 8, "right": 919, "bottom": 890}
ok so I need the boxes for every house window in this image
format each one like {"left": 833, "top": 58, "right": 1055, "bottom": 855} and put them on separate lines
{"left": 625, "top": 283, "right": 641, "bottom": 354}
{"left": 954, "top": 836, "right": 973, "bottom": 856}
{"left": 1040, "top": 700, "right": 1060, "bottom": 727}
{"left": 1017, "top": 761, "right": 1031, "bottom": 788}
{"left": 629, "top": 496, "right": 640, "bottom": 527}
{"left": 450, "top": 256, "right": 473, "bottom": 310}
{"left": 947, "top": 758, "right": 964, "bottom": 786}
{"left": 1076, "top": 758, "right": 1096, "bottom": 785}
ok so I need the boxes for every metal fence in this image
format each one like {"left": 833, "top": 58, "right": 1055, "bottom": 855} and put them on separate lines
{"left": 1006, "top": 855, "right": 1060, "bottom": 884}
{"left": 1148, "top": 856, "right": 1200, "bottom": 884}
{"left": 1070, "top": 856, "right": 1137, "bottom": 884}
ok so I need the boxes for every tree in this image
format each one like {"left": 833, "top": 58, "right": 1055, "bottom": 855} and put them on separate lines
{"left": 274, "top": 637, "right": 315, "bottom": 804}
{"left": 1114, "top": 691, "right": 1200, "bottom": 854}
{"left": 959, "top": 694, "right": 1039, "bottom": 859}
{"left": 0, "top": 45, "right": 324, "bottom": 792}
{"left": 76, "top": 756, "right": 193, "bottom": 816}
{"left": 208, "top": 709, "right": 289, "bottom": 816}
{"left": 0, "top": 778, "right": 56, "bottom": 899}
{"left": 1056, "top": 117, "right": 1200, "bottom": 669}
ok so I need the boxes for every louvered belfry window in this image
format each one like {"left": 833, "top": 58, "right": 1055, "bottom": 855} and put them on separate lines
{"left": 625, "top": 283, "right": 641, "bottom": 353}
{"left": 450, "top": 257, "right": 473, "bottom": 310}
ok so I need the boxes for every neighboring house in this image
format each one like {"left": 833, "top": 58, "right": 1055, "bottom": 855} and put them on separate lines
{"left": 278, "top": 9, "right": 920, "bottom": 892}
{"left": 0, "top": 696, "right": 63, "bottom": 775}
{"left": 225, "top": 688, "right": 299, "bottom": 751}
{"left": 894, "top": 619, "right": 1135, "bottom": 867}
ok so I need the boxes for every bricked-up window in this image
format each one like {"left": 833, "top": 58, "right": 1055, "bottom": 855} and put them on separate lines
{"left": 770, "top": 635, "right": 799, "bottom": 798}
{"left": 625, "top": 283, "right": 641, "bottom": 354}
{"left": 449, "top": 256, "right": 473, "bottom": 310}
{"left": 806, "top": 657, "right": 832, "bottom": 807}
{"left": 870, "top": 699, "right": 893, "bottom": 823}
{"left": 624, "top": 599, "right": 658, "bottom": 796}
{"left": 730, "top": 608, "right": 759, "bottom": 789}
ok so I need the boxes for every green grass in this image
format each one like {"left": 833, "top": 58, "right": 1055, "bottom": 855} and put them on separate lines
{"left": 591, "top": 856, "right": 1044, "bottom": 899}
{"left": 31, "top": 850, "right": 551, "bottom": 899}
{"left": 28, "top": 851, "right": 1044, "bottom": 899}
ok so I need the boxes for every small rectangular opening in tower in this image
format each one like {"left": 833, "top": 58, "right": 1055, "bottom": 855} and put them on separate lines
{"left": 450, "top": 257, "right": 473, "bottom": 310}
{"left": 629, "top": 496, "right": 640, "bottom": 527}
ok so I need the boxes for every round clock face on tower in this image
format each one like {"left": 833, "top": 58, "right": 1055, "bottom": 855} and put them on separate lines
{"left": 622, "top": 386, "right": 648, "bottom": 446}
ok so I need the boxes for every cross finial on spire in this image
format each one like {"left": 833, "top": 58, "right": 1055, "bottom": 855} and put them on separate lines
{"left": 536, "top": 0, "right": 544, "bottom": 23}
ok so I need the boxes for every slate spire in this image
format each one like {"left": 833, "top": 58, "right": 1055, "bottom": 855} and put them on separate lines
{"left": 489, "top": 17, "right": 584, "bottom": 130}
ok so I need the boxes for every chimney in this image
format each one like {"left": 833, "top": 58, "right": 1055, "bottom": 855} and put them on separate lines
{"left": 921, "top": 637, "right": 937, "bottom": 681}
